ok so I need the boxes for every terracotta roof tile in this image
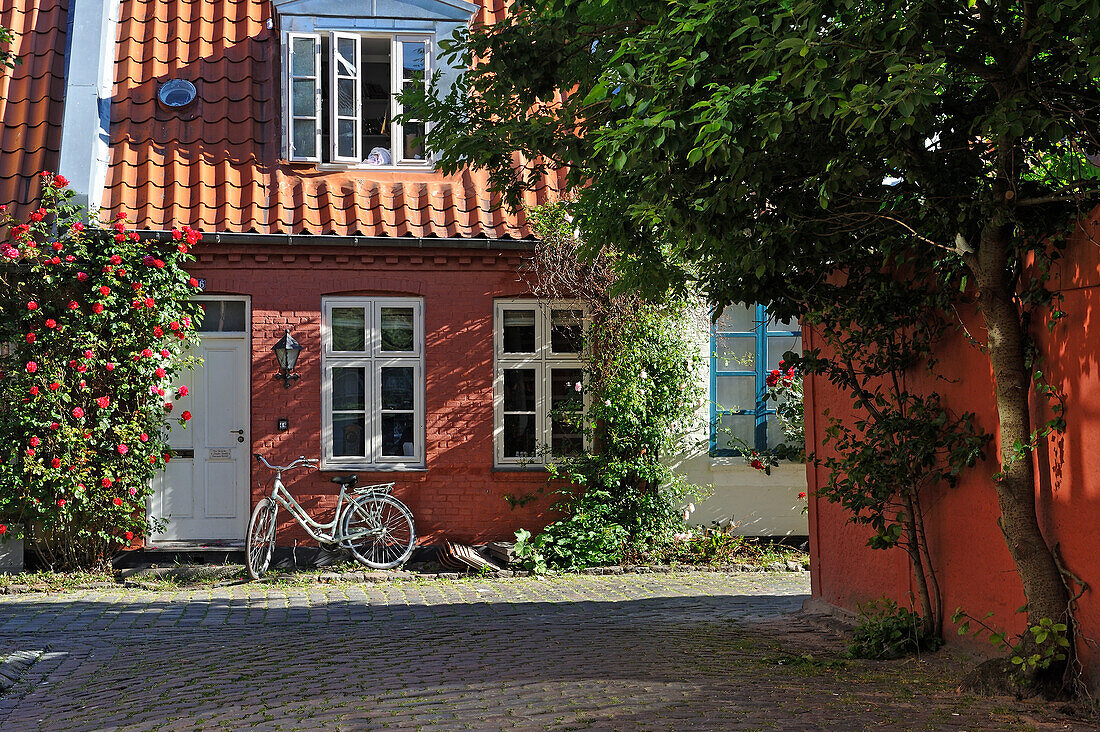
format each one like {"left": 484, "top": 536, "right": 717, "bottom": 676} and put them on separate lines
{"left": 102, "top": 0, "right": 566, "bottom": 239}
{"left": 0, "top": 0, "right": 67, "bottom": 217}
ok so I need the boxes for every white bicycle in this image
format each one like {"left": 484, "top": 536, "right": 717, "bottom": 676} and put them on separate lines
{"left": 247, "top": 454, "right": 417, "bottom": 580}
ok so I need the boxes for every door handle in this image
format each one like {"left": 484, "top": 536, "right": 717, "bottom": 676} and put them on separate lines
{"left": 230, "top": 429, "right": 244, "bottom": 435}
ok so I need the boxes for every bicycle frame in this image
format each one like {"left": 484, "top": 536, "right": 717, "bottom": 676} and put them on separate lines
{"left": 258, "top": 457, "right": 397, "bottom": 546}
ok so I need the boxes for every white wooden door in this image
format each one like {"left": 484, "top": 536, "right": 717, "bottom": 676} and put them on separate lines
{"left": 148, "top": 298, "right": 250, "bottom": 546}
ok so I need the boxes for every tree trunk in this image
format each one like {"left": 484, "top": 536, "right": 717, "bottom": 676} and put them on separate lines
{"left": 971, "top": 222, "right": 1071, "bottom": 687}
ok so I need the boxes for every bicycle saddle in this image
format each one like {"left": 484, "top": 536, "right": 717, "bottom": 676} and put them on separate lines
{"left": 330, "top": 474, "right": 358, "bottom": 487}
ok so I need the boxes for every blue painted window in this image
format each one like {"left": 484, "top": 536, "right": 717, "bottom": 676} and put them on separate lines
{"left": 710, "top": 304, "right": 801, "bottom": 455}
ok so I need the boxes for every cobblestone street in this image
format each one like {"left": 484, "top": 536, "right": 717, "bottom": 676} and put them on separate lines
{"left": 0, "top": 572, "right": 1089, "bottom": 731}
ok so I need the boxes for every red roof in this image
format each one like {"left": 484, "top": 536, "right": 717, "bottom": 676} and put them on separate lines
{"left": 101, "top": 0, "right": 564, "bottom": 238}
{"left": 0, "top": 0, "right": 68, "bottom": 218}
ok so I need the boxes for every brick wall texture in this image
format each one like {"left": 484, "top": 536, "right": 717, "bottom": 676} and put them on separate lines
{"left": 189, "top": 242, "right": 556, "bottom": 545}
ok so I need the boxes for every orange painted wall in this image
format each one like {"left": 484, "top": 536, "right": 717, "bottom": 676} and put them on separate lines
{"left": 187, "top": 242, "right": 557, "bottom": 546}
{"left": 807, "top": 208, "right": 1100, "bottom": 677}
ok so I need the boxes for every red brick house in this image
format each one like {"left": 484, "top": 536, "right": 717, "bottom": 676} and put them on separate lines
{"left": 2, "top": 0, "right": 587, "bottom": 549}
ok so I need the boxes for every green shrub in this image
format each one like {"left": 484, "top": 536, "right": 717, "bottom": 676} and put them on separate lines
{"left": 849, "top": 598, "right": 943, "bottom": 659}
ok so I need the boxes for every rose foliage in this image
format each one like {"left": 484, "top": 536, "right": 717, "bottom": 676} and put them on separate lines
{"left": 0, "top": 174, "right": 203, "bottom": 569}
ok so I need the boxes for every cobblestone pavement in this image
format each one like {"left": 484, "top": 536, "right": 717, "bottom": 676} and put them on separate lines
{"left": 0, "top": 572, "right": 1091, "bottom": 731}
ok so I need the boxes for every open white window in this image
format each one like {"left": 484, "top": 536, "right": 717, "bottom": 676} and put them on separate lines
{"left": 322, "top": 298, "right": 425, "bottom": 469}
{"left": 493, "top": 300, "right": 588, "bottom": 467}
{"left": 287, "top": 33, "right": 322, "bottom": 161}
{"left": 285, "top": 31, "right": 432, "bottom": 166}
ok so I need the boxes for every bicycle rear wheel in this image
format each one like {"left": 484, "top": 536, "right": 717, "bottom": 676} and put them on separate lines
{"left": 246, "top": 497, "right": 278, "bottom": 580}
{"left": 341, "top": 494, "right": 416, "bottom": 569}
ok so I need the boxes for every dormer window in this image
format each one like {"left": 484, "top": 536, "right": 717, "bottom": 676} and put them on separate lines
{"left": 284, "top": 31, "right": 432, "bottom": 166}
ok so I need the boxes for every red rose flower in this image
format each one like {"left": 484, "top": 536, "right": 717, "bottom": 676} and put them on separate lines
{"left": 29, "top": 436, "right": 40, "bottom": 447}
{"left": 50, "top": 422, "right": 59, "bottom": 430}
{"left": 750, "top": 459, "right": 765, "bottom": 470}
{"left": 189, "top": 277, "right": 199, "bottom": 288}
{"left": 51, "top": 458, "right": 61, "bottom": 469}
{"left": 141, "top": 348, "right": 153, "bottom": 358}
{"left": 29, "top": 386, "right": 38, "bottom": 396}
{"left": 25, "top": 361, "right": 37, "bottom": 373}
{"left": 68, "top": 301, "right": 78, "bottom": 310}
{"left": 164, "top": 402, "right": 173, "bottom": 412}
{"left": 114, "top": 233, "right": 125, "bottom": 242}
{"left": 49, "top": 382, "right": 60, "bottom": 391}
{"left": 117, "top": 444, "right": 128, "bottom": 455}
{"left": 798, "top": 492, "right": 807, "bottom": 500}
{"left": 93, "top": 303, "right": 104, "bottom": 314}
{"left": 153, "top": 326, "right": 163, "bottom": 337}
{"left": 72, "top": 407, "right": 84, "bottom": 419}
{"left": 124, "top": 531, "right": 133, "bottom": 541}
{"left": 181, "top": 411, "right": 192, "bottom": 421}
{"left": 102, "top": 477, "right": 113, "bottom": 488}
{"left": 96, "top": 396, "right": 110, "bottom": 408}
{"left": 170, "top": 321, "right": 180, "bottom": 331}
{"left": 52, "top": 242, "right": 63, "bottom": 251}
{"left": 25, "top": 448, "right": 35, "bottom": 457}
{"left": 54, "top": 175, "right": 68, "bottom": 186}
{"left": 112, "top": 497, "right": 122, "bottom": 506}
{"left": 177, "top": 385, "right": 189, "bottom": 397}
{"left": 57, "top": 498, "right": 65, "bottom": 507}
{"left": 105, "top": 363, "right": 115, "bottom": 371}
{"left": 109, "top": 254, "right": 122, "bottom": 265}
{"left": 45, "top": 319, "right": 56, "bottom": 328}
{"left": 99, "top": 285, "right": 111, "bottom": 296}
{"left": 145, "top": 297, "right": 155, "bottom": 308}
{"left": 25, "top": 332, "right": 35, "bottom": 343}
{"left": 160, "top": 349, "right": 169, "bottom": 357}
{"left": 71, "top": 222, "right": 84, "bottom": 232}
{"left": 139, "top": 432, "right": 148, "bottom": 442}
{"left": 0, "top": 525, "right": 6, "bottom": 535}
{"left": 27, "top": 301, "right": 37, "bottom": 310}
{"left": 155, "top": 367, "right": 166, "bottom": 378}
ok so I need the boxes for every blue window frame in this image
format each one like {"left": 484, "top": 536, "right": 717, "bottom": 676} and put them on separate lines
{"left": 710, "top": 304, "right": 801, "bottom": 455}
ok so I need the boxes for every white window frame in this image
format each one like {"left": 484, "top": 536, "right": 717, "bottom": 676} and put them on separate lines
{"left": 493, "top": 299, "right": 588, "bottom": 468}
{"left": 329, "top": 31, "right": 363, "bottom": 163}
{"left": 321, "top": 297, "right": 425, "bottom": 470}
{"left": 283, "top": 30, "right": 433, "bottom": 168}
{"left": 286, "top": 32, "right": 323, "bottom": 162}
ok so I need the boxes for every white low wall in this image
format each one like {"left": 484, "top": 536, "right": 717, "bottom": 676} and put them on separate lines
{"left": 672, "top": 455, "right": 808, "bottom": 537}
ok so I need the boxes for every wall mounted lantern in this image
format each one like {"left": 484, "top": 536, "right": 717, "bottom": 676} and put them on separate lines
{"left": 272, "top": 329, "right": 302, "bottom": 388}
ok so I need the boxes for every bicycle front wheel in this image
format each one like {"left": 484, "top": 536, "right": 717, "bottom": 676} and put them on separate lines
{"left": 246, "top": 497, "right": 278, "bottom": 580}
{"left": 341, "top": 494, "right": 416, "bottom": 569}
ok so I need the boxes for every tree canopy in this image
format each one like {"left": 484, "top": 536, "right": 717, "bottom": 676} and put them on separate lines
{"left": 403, "top": 0, "right": 1100, "bottom": 691}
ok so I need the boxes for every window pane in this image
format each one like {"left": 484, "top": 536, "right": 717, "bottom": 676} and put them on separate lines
{"left": 331, "top": 307, "right": 365, "bottom": 351}
{"left": 292, "top": 38, "right": 316, "bottom": 75}
{"left": 767, "top": 312, "right": 799, "bottom": 331}
{"left": 333, "top": 414, "right": 365, "bottom": 457}
{"left": 767, "top": 415, "right": 790, "bottom": 449}
{"left": 292, "top": 120, "right": 316, "bottom": 158}
{"left": 381, "top": 367, "right": 414, "bottom": 411}
{"left": 766, "top": 335, "right": 802, "bottom": 370}
{"left": 401, "top": 41, "right": 425, "bottom": 77}
{"left": 380, "top": 307, "right": 415, "bottom": 351}
{"left": 292, "top": 79, "right": 316, "bottom": 116}
{"left": 503, "top": 414, "right": 536, "bottom": 458}
{"left": 715, "top": 304, "right": 755, "bottom": 333}
{"left": 550, "top": 309, "right": 583, "bottom": 354}
{"left": 503, "top": 369, "right": 536, "bottom": 412}
{"left": 716, "top": 413, "right": 756, "bottom": 452}
{"left": 716, "top": 375, "right": 758, "bottom": 413}
{"left": 332, "top": 367, "right": 365, "bottom": 411}
{"left": 550, "top": 367, "right": 584, "bottom": 455}
{"left": 337, "top": 119, "right": 356, "bottom": 158}
{"left": 714, "top": 336, "right": 755, "bottom": 370}
{"left": 381, "top": 413, "right": 415, "bottom": 457}
{"left": 502, "top": 309, "right": 535, "bottom": 353}
{"left": 403, "top": 121, "right": 425, "bottom": 160}
{"left": 336, "top": 37, "right": 357, "bottom": 72}
{"left": 196, "top": 300, "right": 246, "bottom": 332}
{"left": 337, "top": 78, "right": 356, "bottom": 117}
{"left": 550, "top": 368, "right": 583, "bottom": 410}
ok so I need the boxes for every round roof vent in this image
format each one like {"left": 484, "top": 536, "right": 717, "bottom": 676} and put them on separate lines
{"left": 158, "top": 79, "right": 197, "bottom": 109}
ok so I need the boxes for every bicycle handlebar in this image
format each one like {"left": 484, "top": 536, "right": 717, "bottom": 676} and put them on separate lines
{"left": 253, "top": 453, "right": 318, "bottom": 472}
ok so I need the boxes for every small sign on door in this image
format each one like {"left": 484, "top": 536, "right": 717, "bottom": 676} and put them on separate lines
{"left": 209, "top": 448, "right": 232, "bottom": 460}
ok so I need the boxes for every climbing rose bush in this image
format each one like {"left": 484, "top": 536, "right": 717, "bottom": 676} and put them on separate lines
{"left": 0, "top": 173, "right": 203, "bottom": 569}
